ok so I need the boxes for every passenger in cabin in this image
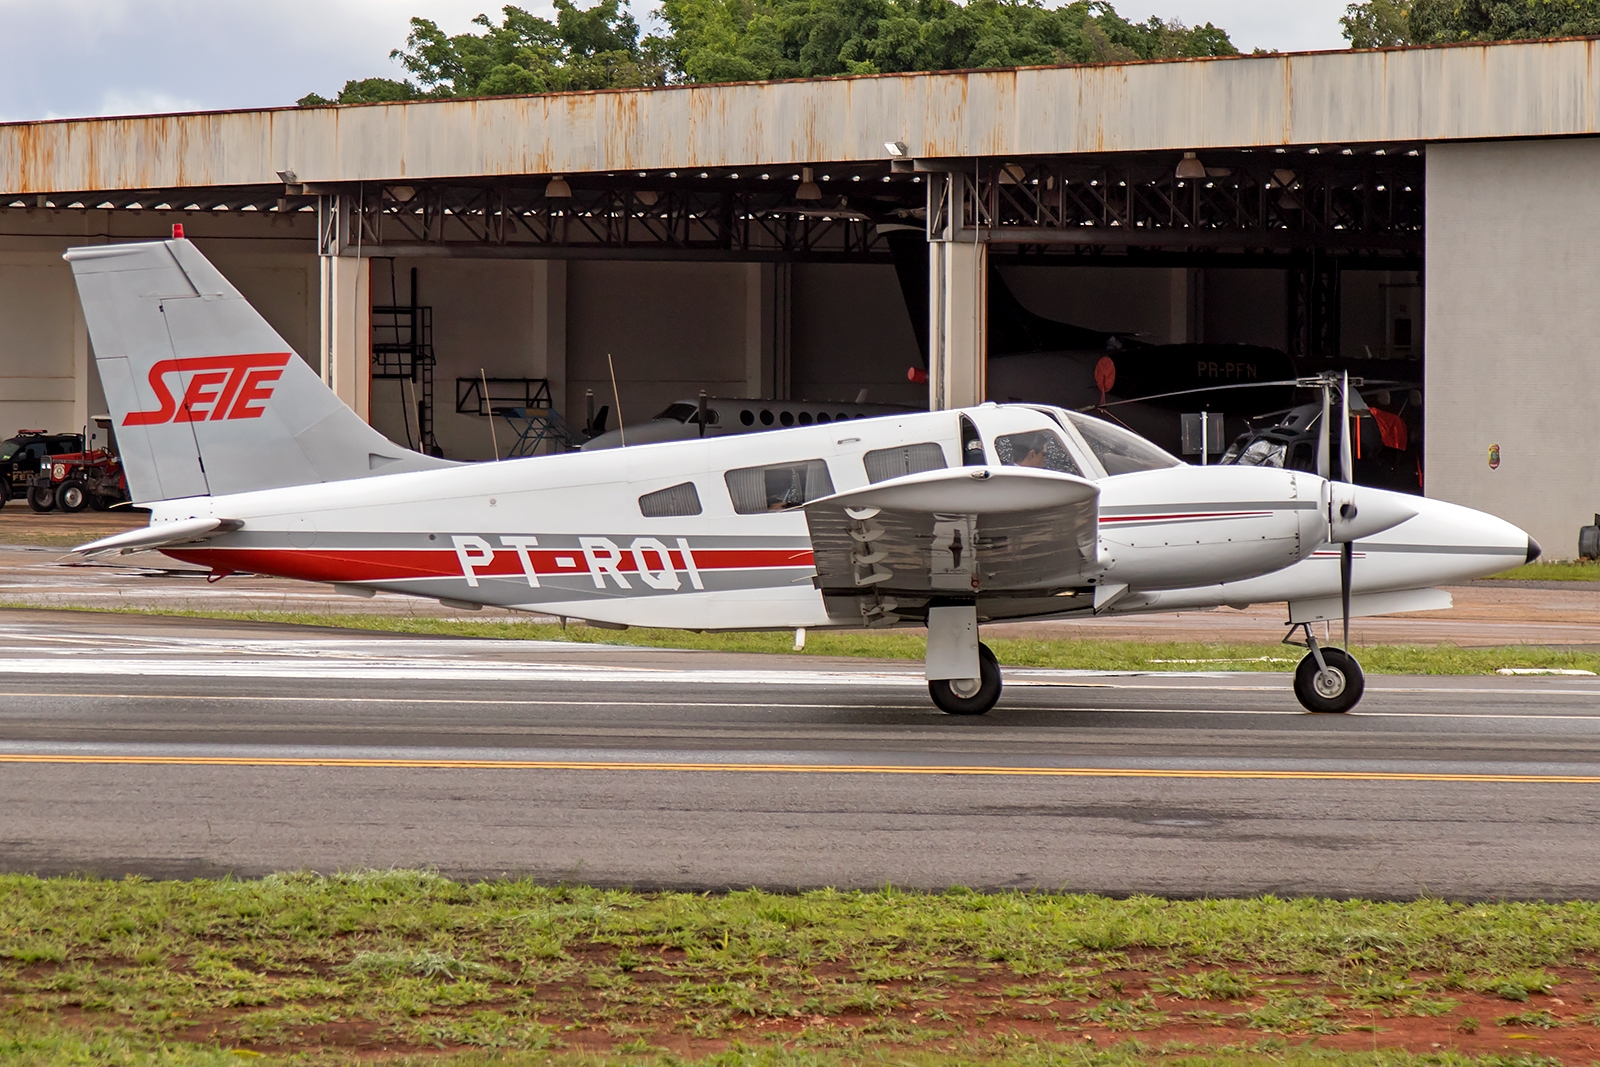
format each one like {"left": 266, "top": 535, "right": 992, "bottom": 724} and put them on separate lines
{"left": 995, "top": 431, "right": 1080, "bottom": 474}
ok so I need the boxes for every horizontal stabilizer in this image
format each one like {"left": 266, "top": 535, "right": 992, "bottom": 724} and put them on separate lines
{"left": 74, "top": 516, "right": 243, "bottom": 558}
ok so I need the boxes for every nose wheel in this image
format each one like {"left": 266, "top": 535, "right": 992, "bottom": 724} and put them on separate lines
{"left": 1289, "top": 629, "right": 1364, "bottom": 713}
{"left": 929, "top": 642, "right": 1002, "bottom": 715}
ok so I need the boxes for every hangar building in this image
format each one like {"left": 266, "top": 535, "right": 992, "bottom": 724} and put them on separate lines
{"left": 0, "top": 36, "right": 1596, "bottom": 553}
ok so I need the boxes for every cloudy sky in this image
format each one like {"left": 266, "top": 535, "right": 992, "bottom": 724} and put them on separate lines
{"left": 0, "top": 0, "right": 1352, "bottom": 123}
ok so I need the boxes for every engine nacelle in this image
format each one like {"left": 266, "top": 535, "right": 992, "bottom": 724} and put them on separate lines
{"left": 1325, "top": 481, "right": 1417, "bottom": 543}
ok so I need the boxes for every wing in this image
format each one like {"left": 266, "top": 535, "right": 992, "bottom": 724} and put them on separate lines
{"left": 802, "top": 467, "right": 1100, "bottom": 626}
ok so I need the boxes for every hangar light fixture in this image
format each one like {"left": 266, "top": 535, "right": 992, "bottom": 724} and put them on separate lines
{"left": 276, "top": 169, "right": 298, "bottom": 184}
{"left": 884, "top": 140, "right": 908, "bottom": 157}
{"left": 796, "top": 167, "right": 822, "bottom": 201}
{"left": 1175, "top": 152, "right": 1206, "bottom": 180}
{"left": 545, "top": 175, "right": 572, "bottom": 198}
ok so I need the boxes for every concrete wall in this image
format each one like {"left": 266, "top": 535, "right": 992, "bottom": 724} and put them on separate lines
{"left": 373, "top": 258, "right": 565, "bottom": 460}
{"left": 791, "top": 263, "right": 922, "bottom": 407}
{"left": 1427, "top": 138, "right": 1600, "bottom": 556}
{"left": 566, "top": 260, "right": 753, "bottom": 448}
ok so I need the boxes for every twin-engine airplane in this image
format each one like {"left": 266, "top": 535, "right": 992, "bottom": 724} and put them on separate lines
{"left": 65, "top": 238, "right": 1538, "bottom": 716}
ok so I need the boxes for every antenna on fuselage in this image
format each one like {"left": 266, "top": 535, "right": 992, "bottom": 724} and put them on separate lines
{"left": 607, "top": 352, "right": 627, "bottom": 448}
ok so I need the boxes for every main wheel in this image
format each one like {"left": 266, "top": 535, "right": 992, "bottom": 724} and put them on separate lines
{"left": 58, "top": 480, "right": 88, "bottom": 513}
{"left": 929, "top": 642, "right": 1002, "bottom": 716}
{"left": 26, "top": 486, "right": 55, "bottom": 513}
{"left": 1293, "top": 647, "right": 1364, "bottom": 713}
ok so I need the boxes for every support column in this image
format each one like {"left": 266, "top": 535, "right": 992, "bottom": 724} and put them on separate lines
{"left": 319, "top": 254, "right": 371, "bottom": 421}
{"left": 745, "top": 262, "right": 791, "bottom": 399}
{"left": 927, "top": 172, "right": 987, "bottom": 410}
{"left": 538, "top": 259, "right": 568, "bottom": 449}
{"left": 72, "top": 296, "right": 89, "bottom": 435}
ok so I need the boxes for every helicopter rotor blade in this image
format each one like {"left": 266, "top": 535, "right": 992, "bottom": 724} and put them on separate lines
{"left": 1315, "top": 380, "right": 1331, "bottom": 479}
{"left": 1084, "top": 380, "right": 1302, "bottom": 410}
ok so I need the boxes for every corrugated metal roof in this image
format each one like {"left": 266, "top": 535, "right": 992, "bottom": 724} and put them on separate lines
{"left": 4, "top": 38, "right": 1598, "bottom": 195}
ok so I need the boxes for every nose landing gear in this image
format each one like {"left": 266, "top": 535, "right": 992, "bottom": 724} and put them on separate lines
{"left": 1288, "top": 624, "right": 1364, "bottom": 713}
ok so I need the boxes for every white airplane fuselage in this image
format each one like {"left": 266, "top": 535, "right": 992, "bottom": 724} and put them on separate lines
{"left": 147, "top": 404, "right": 1532, "bottom": 631}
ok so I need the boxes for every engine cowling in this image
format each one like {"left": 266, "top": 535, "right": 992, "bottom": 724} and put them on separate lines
{"left": 1324, "top": 481, "right": 1418, "bottom": 543}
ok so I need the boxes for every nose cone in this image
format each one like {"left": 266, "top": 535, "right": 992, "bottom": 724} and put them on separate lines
{"left": 1526, "top": 536, "right": 1542, "bottom": 564}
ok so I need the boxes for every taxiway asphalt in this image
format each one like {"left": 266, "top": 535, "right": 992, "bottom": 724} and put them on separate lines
{"left": 3, "top": 609, "right": 1600, "bottom": 899}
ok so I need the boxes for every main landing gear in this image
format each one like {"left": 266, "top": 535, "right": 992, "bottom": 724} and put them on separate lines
{"left": 1287, "top": 623, "right": 1365, "bottom": 713}
{"left": 925, "top": 606, "right": 1003, "bottom": 715}
{"left": 929, "top": 642, "right": 1002, "bottom": 715}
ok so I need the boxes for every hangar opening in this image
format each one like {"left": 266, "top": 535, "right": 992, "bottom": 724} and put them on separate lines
{"left": 4, "top": 37, "right": 1596, "bottom": 550}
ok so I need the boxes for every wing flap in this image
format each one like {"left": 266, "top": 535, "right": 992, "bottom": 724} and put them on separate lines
{"left": 802, "top": 468, "right": 1101, "bottom": 623}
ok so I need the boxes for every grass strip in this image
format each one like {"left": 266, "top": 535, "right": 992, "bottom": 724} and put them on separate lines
{"left": 1482, "top": 560, "right": 1600, "bottom": 582}
{"left": 4, "top": 874, "right": 1600, "bottom": 1063}
{"left": 7, "top": 602, "right": 1599, "bottom": 676}
{"left": 0, "top": 1029, "right": 1589, "bottom": 1066}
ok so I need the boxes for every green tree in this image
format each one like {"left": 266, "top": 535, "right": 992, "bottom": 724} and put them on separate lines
{"left": 300, "top": 0, "right": 1235, "bottom": 103}
{"left": 297, "top": 77, "right": 423, "bottom": 106}
{"left": 659, "top": 0, "right": 1235, "bottom": 84}
{"left": 1342, "top": 0, "right": 1600, "bottom": 46}
{"left": 1340, "top": 0, "right": 1411, "bottom": 47}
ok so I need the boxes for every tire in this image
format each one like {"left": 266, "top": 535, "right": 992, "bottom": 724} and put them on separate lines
{"left": 1293, "top": 647, "right": 1365, "bottom": 713}
{"left": 26, "top": 486, "right": 55, "bottom": 513}
{"left": 0, "top": 482, "right": 9, "bottom": 509}
{"left": 929, "top": 642, "right": 1003, "bottom": 716}
{"left": 58, "top": 480, "right": 88, "bottom": 513}
{"left": 87, "top": 491, "right": 112, "bottom": 512}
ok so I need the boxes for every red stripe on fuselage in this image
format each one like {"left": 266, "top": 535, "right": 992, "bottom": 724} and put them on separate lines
{"left": 165, "top": 546, "right": 814, "bottom": 585}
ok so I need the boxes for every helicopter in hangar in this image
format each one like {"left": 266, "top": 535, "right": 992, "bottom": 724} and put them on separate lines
{"left": 63, "top": 235, "right": 1536, "bottom": 717}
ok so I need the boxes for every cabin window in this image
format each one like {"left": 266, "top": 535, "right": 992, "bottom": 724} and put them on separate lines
{"left": 740, "top": 409, "right": 754, "bottom": 426}
{"left": 639, "top": 482, "right": 703, "bottom": 518}
{"left": 994, "top": 431, "right": 1081, "bottom": 475}
{"left": 798, "top": 411, "right": 813, "bottom": 425}
{"left": 864, "top": 442, "right": 948, "bottom": 483}
{"left": 779, "top": 410, "right": 794, "bottom": 426}
{"left": 725, "top": 460, "right": 834, "bottom": 513}
{"left": 816, "top": 412, "right": 831, "bottom": 423}
{"left": 759, "top": 409, "right": 774, "bottom": 426}
{"left": 1065, "top": 412, "right": 1183, "bottom": 475}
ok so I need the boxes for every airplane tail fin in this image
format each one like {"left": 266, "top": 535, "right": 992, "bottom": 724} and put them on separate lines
{"left": 65, "top": 239, "right": 454, "bottom": 503}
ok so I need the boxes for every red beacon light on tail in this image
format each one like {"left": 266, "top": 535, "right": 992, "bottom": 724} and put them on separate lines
{"left": 171, "top": 224, "right": 184, "bottom": 239}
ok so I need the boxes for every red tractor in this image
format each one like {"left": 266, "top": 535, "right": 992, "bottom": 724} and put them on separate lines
{"left": 28, "top": 449, "right": 128, "bottom": 512}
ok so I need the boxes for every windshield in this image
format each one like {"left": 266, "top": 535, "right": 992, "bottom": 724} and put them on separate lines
{"left": 0, "top": 442, "right": 18, "bottom": 462}
{"left": 1065, "top": 413, "right": 1183, "bottom": 475}
{"left": 655, "top": 403, "right": 698, "bottom": 423}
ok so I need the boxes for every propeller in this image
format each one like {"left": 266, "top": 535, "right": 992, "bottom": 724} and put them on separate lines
{"left": 1311, "top": 371, "right": 1357, "bottom": 649}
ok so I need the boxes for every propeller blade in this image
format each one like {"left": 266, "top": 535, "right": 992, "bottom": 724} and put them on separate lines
{"left": 1316, "top": 380, "right": 1331, "bottom": 479}
{"left": 1339, "top": 370, "right": 1353, "bottom": 483}
{"left": 1341, "top": 540, "right": 1353, "bottom": 650}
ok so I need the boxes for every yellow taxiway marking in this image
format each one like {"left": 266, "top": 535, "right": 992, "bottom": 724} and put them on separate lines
{"left": 1, "top": 752, "right": 1598, "bottom": 783}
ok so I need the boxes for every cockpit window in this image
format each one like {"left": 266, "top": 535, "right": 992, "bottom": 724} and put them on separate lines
{"left": 1065, "top": 413, "right": 1183, "bottom": 475}
{"left": 725, "top": 460, "right": 834, "bottom": 513}
{"left": 994, "top": 431, "right": 1081, "bottom": 475}
{"left": 656, "top": 403, "right": 698, "bottom": 423}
